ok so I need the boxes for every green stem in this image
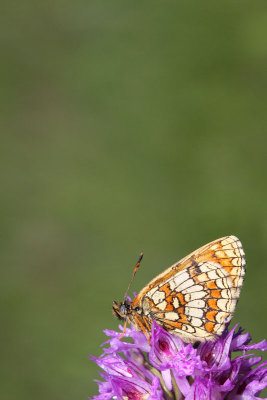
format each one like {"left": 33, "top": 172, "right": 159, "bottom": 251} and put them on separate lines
{"left": 149, "top": 366, "right": 175, "bottom": 400}
{"left": 171, "top": 371, "right": 184, "bottom": 400}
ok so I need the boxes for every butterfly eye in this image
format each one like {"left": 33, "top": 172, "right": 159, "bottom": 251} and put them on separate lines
{"left": 134, "top": 306, "right": 141, "bottom": 313}
{"left": 120, "top": 304, "right": 127, "bottom": 315}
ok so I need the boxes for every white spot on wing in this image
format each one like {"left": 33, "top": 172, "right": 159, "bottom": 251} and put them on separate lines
{"left": 214, "top": 323, "right": 225, "bottom": 335}
{"left": 216, "top": 277, "right": 231, "bottom": 289}
{"left": 182, "top": 284, "right": 203, "bottom": 294}
{"left": 216, "top": 250, "right": 225, "bottom": 258}
{"left": 169, "top": 272, "right": 190, "bottom": 290}
{"left": 173, "top": 297, "right": 179, "bottom": 308}
{"left": 151, "top": 291, "right": 165, "bottom": 304}
{"left": 187, "top": 299, "right": 206, "bottom": 308}
{"left": 198, "top": 261, "right": 221, "bottom": 273}
{"left": 165, "top": 312, "right": 178, "bottom": 321}
{"left": 207, "top": 270, "right": 221, "bottom": 280}
{"left": 185, "top": 307, "right": 204, "bottom": 318}
{"left": 224, "top": 249, "right": 237, "bottom": 258}
{"left": 185, "top": 291, "right": 206, "bottom": 302}
{"left": 178, "top": 278, "right": 195, "bottom": 291}
{"left": 196, "top": 273, "right": 209, "bottom": 282}
{"left": 221, "top": 289, "right": 231, "bottom": 299}
{"left": 232, "top": 258, "right": 241, "bottom": 267}
{"left": 182, "top": 324, "right": 195, "bottom": 333}
{"left": 191, "top": 317, "right": 203, "bottom": 327}
{"left": 217, "top": 298, "right": 236, "bottom": 312}
{"left": 230, "top": 266, "right": 245, "bottom": 276}
{"left": 191, "top": 291, "right": 207, "bottom": 300}
{"left": 157, "top": 300, "right": 167, "bottom": 311}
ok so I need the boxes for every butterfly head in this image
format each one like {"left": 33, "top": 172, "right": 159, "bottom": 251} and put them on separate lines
{"left": 112, "top": 299, "right": 132, "bottom": 321}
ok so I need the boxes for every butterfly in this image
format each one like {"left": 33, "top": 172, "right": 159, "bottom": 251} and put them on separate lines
{"left": 112, "top": 235, "right": 246, "bottom": 343}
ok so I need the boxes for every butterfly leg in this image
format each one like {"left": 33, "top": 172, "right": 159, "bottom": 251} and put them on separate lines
{"left": 119, "top": 320, "right": 128, "bottom": 340}
{"left": 133, "top": 315, "right": 151, "bottom": 344}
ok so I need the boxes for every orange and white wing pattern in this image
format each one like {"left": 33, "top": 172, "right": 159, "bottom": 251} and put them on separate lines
{"left": 132, "top": 235, "right": 246, "bottom": 342}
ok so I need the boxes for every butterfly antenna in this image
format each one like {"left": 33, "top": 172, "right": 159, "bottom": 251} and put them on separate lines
{"left": 123, "top": 252, "right": 144, "bottom": 302}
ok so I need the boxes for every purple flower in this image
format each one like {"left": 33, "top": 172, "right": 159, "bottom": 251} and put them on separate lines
{"left": 90, "top": 322, "right": 267, "bottom": 399}
{"left": 149, "top": 322, "right": 201, "bottom": 392}
{"left": 184, "top": 376, "right": 214, "bottom": 400}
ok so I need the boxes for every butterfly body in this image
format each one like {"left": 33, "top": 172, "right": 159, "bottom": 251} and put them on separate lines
{"left": 113, "top": 236, "right": 246, "bottom": 343}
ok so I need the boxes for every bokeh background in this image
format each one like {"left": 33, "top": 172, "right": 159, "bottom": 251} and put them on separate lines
{"left": 1, "top": 1, "right": 267, "bottom": 399}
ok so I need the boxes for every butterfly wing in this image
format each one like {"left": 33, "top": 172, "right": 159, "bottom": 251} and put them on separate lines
{"left": 132, "top": 235, "right": 246, "bottom": 342}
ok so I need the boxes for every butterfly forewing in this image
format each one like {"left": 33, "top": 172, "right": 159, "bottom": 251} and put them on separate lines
{"left": 132, "top": 235, "right": 246, "bottom": 342}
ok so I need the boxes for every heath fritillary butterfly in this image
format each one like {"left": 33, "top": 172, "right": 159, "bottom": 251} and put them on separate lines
{"left": 113, "top": 236, "right": 246, "bottom": 343}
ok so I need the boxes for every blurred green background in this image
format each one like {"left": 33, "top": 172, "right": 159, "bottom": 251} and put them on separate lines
{"left": 1, "top": 1, "right": 267, "bottom": 399}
